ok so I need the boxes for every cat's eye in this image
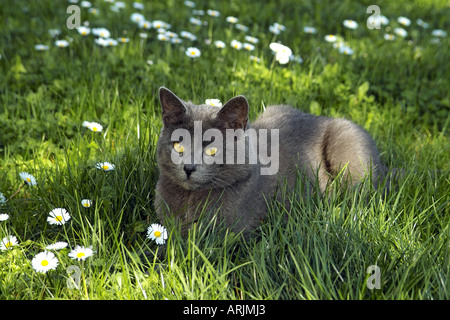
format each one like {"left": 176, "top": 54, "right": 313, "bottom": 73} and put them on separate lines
{"left": 204, "top": 146, "right": 218, "bottom": 156}
{"left": 173, "top": 142, "right": 184, "bottom": 154}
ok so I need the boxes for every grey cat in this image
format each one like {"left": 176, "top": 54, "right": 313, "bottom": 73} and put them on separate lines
{"left": 155, "top": 87, "right": 387, "bottom": 237}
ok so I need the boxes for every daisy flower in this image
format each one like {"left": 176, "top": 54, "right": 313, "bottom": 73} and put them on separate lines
{"left": 270, "top": 42, "right": 292, "bottom": 65}
{"left": 0, "top": 192, "right": 7, "bottom": 204}
{"left": 133, "top": 2, "right": 144, "bottom": 10}
{"left": 31, "top": 251, "right": 59, "bottom": 273}
{"left": 180, "top": 31, "right": 197, "bottom": 41}
{"left": 48, "top": 29, "right": 61, "bottom": 37}
{"left": 205, "top": 99, "right": 222, "bottom": 107}
{"left": 147, "top": 223, "right": 168, "bottom": 245}
{"left": 139, "top": 20, "right": 152, "bottom": 29}
{"left": 153, "top": 20, "right": 169, "bottom": 29}
{"left": 105, "top": 38, "right": 118, "bottom": 46}
{"left": 131, "top": 12, "right": 145, "bottom": 23}
{"left": 189, "top": 17, "right": 203, "bottom": 26}
{"left": 81, "top": 199, "right": 92, "bottom": 208}
{"left": 384, "top": 33, "right": 396, "bottom": 41}
{"left": 416, "top": 19, "right": 429, "bottom": 29}
{"left": 118, "top": 37, "right": 130, "bottom": 43}
{"left": 95, "top": 38, "right": 108, "bottom": 46}
{"left": 96, "top": 162, "right": 115, "bottom": 171}
{"left": 68, "top": 245, "right": 94, "bottom": 261}
{"left": 77, "top": 26, "right": 90, "bottom": 36}
{"left": 158, "top": 33, "right": 170, "bottom": 42}
{"left": 324, "top": 34, "right": 337, "bottom": 42}
{"left": 303, "top": 26, "right": 317, "bottom": 34}
{"left": 20, "top": 172, "right": 37, "bottom": 186}
{"left": 244, "top": 35, "right": 259, "bottom": 44}
{"left": 226, "top": 16, "right": 238, "bottom": 24}
{"left": 243, "top": 43, "right": 255, "bottom": 51}
{"left": 45, "top": 241, "right": 68, "bottom": 250}
{"left": 83, "top": 121, "right": 103, "bottom": 132}
{"left": 88, "top": 8, "right": 99, "bottom": 15}
{"left": 214, "top": 40, "right": 226, "bottom": 48}
{"left": 0, "top": 235, "right": 18, "bottom": 251}
{"left": 431, "top": 29, "right": 447, "bottom": 37}
{"left": 47, "top": 208, "right": 71, "bottom": 225}
{"left": 92, "top": 27, "right": 111, "bottom": 38}
{"left": 338, "top": 46, "right": 354, "bottom": 55}
{"left": 35, "top": 44, "right": 49, "bottom": 51}
{"left": 235, "top": 24, "right": 249, "bottom": 32}
{"left": 343, "top": 19, "right": 358, "bottom": 29}
{"left": 185, "top": 47, "right": 201, "bottom": 58}
{"left": 81, "top": 1, "right": 91, "bottom": 8}
{"left": 171, "top": 37, "right": 183, "bottom": 44}
{"left": 367, "top": 15, "right": 389, "bottom": 28}
{"left": 249, "top": 55, "right": 261, "bottom": 62}
{"left": 230, "top": 39, "right": 242, "bottom": 50}
{"left": 269, "top": 22, "right": 286, "bottom": 35}
{"left": 55, "top": 40, "right": 70, "bottom": 48}
{"left": 0, "top": 213, "right": 9, "bottom": 221}
{"left": 397, "top": 16, "right": 411, "bottom": 27}
{"left": 206, "top": 9, "right": 220, "bottom": 17}
{"left": 394, "top": 27, "right": 408, "bottom": 38}
{"left": 184, "top": 0, "right": 196, "bottom": 7}
{"left": 192, "top": 9, "right": 205, "bottom": 16}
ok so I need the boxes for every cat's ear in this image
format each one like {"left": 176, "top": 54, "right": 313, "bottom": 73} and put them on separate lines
{"left": 217, "top": 95, "right": 249, "bottom": 130}
{"left": 159, "top": 87, "right": 187, "bottom": 125}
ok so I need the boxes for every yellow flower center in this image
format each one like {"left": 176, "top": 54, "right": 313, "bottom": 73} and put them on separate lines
{"left": 92, "top": 127, "right": 98, "bottom": 132}
{"left": 55, "top": 215, "right": 63, "bottom": 222}
{"left": 82, "top": 31, "right": 87, "bottom": 35}
{"left": 154, "top": 231, "right": 161, "bottom": 237}
{"left": 5, "top": 242, "right": 13, "bottom": 248}
{"left": 77, "top": 252, "right": 85, "bottom": 258}
{"left": 26, "top": 178, "right": 31, "bottom": 182}
{"left": 41, "top": 260, "right": 49, "bottom": 267}
{"left": 102, "top": 165, "right": 109, "bottom": 170}
{"left": 83, "top": 203, "right": 90, "bottom": 207}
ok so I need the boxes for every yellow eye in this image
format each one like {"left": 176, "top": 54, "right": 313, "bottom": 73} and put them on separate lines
{"left": 204, "top": 146, "right": 218, "bottom": 156}
{"left": 173, "top": 142, "right": 184, "bottom": 153}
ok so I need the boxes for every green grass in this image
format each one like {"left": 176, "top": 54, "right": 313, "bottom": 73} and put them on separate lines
{"left": 0, "top": 0, "right": 449, "bottom": 300}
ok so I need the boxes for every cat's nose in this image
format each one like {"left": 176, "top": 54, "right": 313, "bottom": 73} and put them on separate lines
{"left": 183, "top": 164, "right": 197, "bottom": 178}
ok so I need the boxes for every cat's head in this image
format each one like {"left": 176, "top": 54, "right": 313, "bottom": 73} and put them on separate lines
{"left": 156, "top": 87, "right": 257, "bottom": 191}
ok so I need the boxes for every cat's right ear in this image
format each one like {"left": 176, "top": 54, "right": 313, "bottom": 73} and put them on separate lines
{"left": 159, "top": 87, "right": 187, "bottom": 126}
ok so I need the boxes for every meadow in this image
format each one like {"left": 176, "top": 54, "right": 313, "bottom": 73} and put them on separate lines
{"left": 0, "top": 0, "right": 449, "bottom": 301}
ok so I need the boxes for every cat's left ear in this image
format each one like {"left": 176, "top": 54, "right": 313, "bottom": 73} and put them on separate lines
{"left": 217, "top": 95, "right": 249, "bottom": 130}
{"left": 159, "top": 87, "right": 187, "bottom": 126}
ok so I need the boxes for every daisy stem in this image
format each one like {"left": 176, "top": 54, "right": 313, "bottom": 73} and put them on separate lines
{"left": 8, "top": 183, "right": 25, "bottom": 201}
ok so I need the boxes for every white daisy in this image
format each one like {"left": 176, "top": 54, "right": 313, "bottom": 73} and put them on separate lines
{"left": 338, "top": 46, "right": 354, "bottom": 55}
{"left": 269, "top": 22, "right": 286, "bottom": 35}
{"left": 68, "top": 245, "right": 94, "bottom": 261}
{"left": 205, "top": 99, "right": 222, "bottom": 107}
{"left": 118, "top": 37, "right": 130, "bottom": 43}
{"left": 367, "top": 15, "right": 389, "bottom": 28}
{"left": 180, "top": 31, "right": 197, "bottom": 41}
{"left": 55, "top": 40, "right": 70, "bottom": 48}
{"left": 133, "top": 2, "right": 144, "bottom": 10}
{"left": 189, "top": 17, "right": 203, "bottom": 26}
{"left": 96, "top": 162, "right": 115, "bottom": 171}
{"left": 249, "top": 55, "right": 261, "bottom": 62}
{"left": 397, "top": 16, "right": 411, "bottom": 27}
{"left": 83, "top": 121, "right": 103, "bottom": 132}
{"left": 324, "top": 34, "right": 337, "bottom": 42}
{"left": 384, "top": 33, "right": 396, "bottom": 41}
{"left": 81, "top": 1, "right": 91, "bottom": 8}
{"left": 31, "top": 251, "right": 59, "bottom": 273}
{"left": 47, "top": 208, "right": 71, "bottom": 225}
{"left": 131, "top": 12, "right": 145, "bottom": 23}
{"left": 270, "top": 42, "right": 293, "bottom": 65}
{"left": 184, "top": 0, "right": 196, "bottom": 7}
{"left": 0, "top": 213, "right": 9, "bottom": 221}
{"left": 214, "top": 40, "right": 226, "bottom": 48}
{"left": 343, "top": 19, "right": 358, "bottom": 29}
{"left": 35, "top": 44, "right": 49, "bottom": 51}
{"left": 244, "top": 35, "right": 259, "bottom": 44}
{"left": 235, "top": 24, "right": 249, "bottom": 32}
{"left": 416, "top": 19, "right": 429, "bottom": 29}
{"left": 48, "top": 29, "right": 61, "bottom": 37}
{"left": 243, "top": 43, "right": 255, "bottom": 51}
{"left": 431, "top": 29, "right": 447, "bottom": 37}
{"left": 152, "top": 20, "right": 169, "bottom": 29}
{"left": 77, "top": 26, "right": 90, "bottom": 36}
{"left": 192, "top": 9, "right": 205, "bottom": 16}
{"left": 206, "top": 9, "right": 220, "bottom": 17}
{"left": 226, "top": 16, "right": 238, "bottom": 24}
{"left": 0, "top": 235, "right": 18, "bottom": 251}
{"left": 147, "top": 223, "right": 168, "bottom": 245}
{"left": 81, "top": 199, "right": 92, "bottom": 208}
{"left": 394, "top": 27, "right": 408, "bottom": 38}
{"left": 0, "top": 192, "right": 6, "bottom": 204}
{"left": 139, "top": 20, "right": 152, "bottom": 29}
{"left": 45, "top": 241, "right": 68, "bottom": 250}
{"left": 19, "top": 172, "right": 37, "bottom": 186}
{"left": 158, "top": 33, "right": 170, "bottom": 42}
{"left": 185, "top": 47, "right": 201, "bottom": 58}
{"left": 230, "top": 39, "right": 242, "bottom": 50}
{"left": 303, "top": 26, "right": 317, "bottom": 34}
{"left": 92, "top": 27, "right": 111, "bottom": 38}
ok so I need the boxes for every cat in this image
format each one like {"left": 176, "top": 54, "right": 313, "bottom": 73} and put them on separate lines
{"left": 154, "top": 87, "right": 387, "bottom": 237}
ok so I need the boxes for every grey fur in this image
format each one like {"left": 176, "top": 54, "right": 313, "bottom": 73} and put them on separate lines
{"left": 155, "top": 87, "right": 385, "bottom": 236}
